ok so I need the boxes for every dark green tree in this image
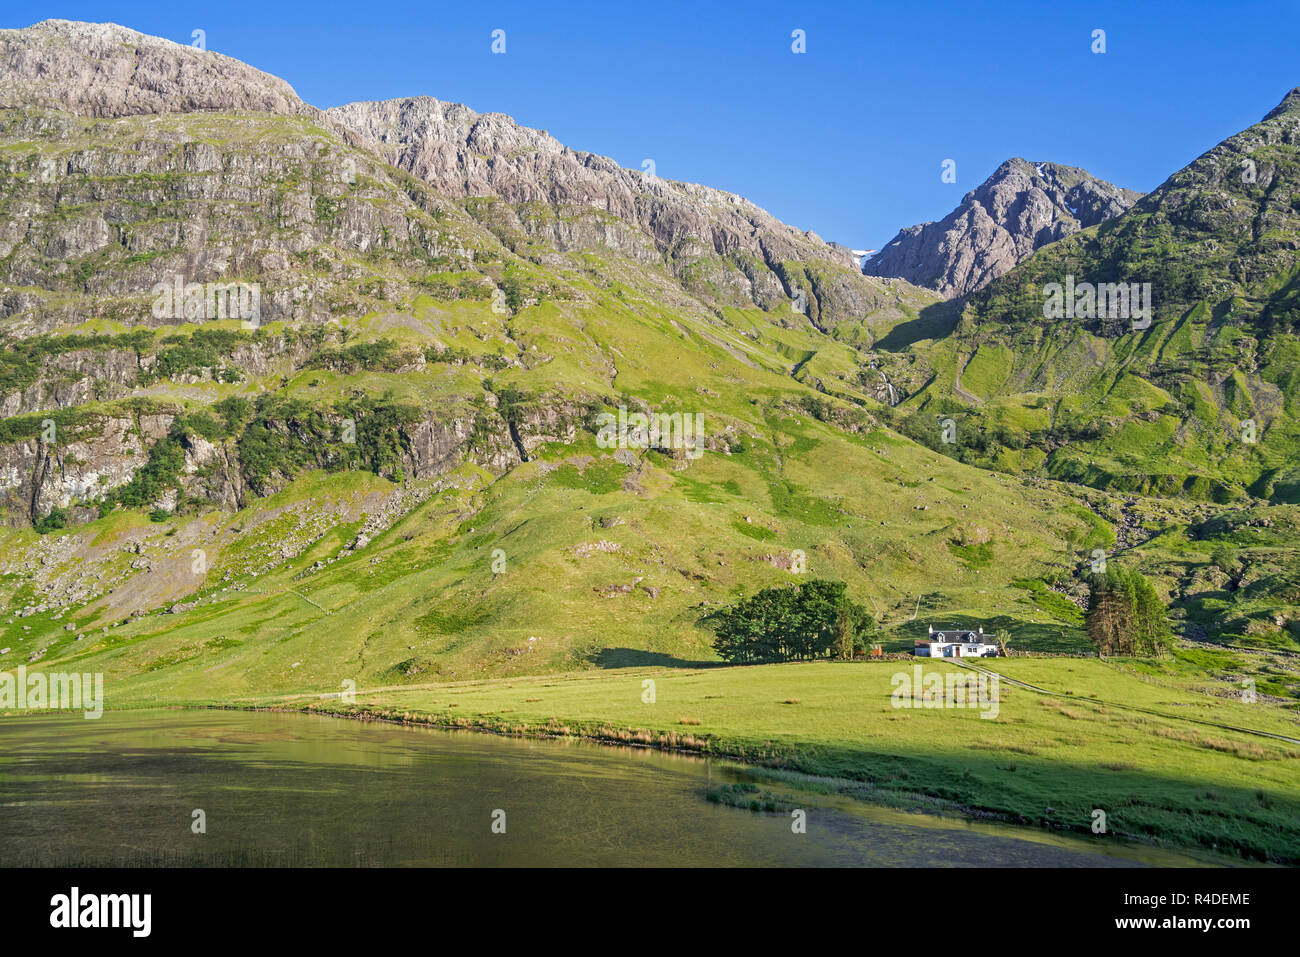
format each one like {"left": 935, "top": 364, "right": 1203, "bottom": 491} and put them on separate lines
{"left": 1086, "top": 567, "right": 1172, "bottom": 657}
{"left": 710, "top": 580, "right": 875, "bottom": 664}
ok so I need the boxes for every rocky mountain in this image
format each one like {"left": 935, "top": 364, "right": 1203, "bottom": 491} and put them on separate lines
{"left": 857, "top": 88, "right": 1300, "bottom": 649}
{"left": 965, "top": 87, "right": 1300, "bottom": 337}
{"left": 863, "top": 158, "right": 1142, "bottom": 298}
{"left": 0, "top": 20, "right": 919, "bottom": 339}
{"left": 326, "top": 96, "right": 891, "bottom": 326}
{"left": 0, "top": 19, "right": 315, "bottom": 120}
{"left": 0, "top": 18, "right": 937, "bottom": 531}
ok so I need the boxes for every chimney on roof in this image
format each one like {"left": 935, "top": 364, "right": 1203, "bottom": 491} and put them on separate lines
{"left": 978, "top": 626, "right": 983, "bottom": 635}
{"left": 928, "top": 625, "right": 933, "bottom": 635}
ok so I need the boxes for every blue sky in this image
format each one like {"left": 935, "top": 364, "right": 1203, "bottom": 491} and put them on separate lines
{"left": 6, "top": 1, "right": 1299, "bottom": 249}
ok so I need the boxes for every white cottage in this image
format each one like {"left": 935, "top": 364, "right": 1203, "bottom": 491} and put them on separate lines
{"left": 913, "top": 625, "right": 1000, "bottom": 658}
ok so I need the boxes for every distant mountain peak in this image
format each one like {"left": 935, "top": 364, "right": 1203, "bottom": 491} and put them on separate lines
{"left": 863, "top": 158, "right": 1142, "bottom": 299}
{"left": 0, "top": 19, "right": 311, "bottom": 119}
{"left": 1264, "top": 86, "right": 1300, "bottom": 121}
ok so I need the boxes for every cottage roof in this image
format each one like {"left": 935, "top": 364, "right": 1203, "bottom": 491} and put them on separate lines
{"left": 929, "top": 629, "right": 986, "bottom": 642}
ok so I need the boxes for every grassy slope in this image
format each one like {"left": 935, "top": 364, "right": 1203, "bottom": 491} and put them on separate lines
{"left": 3, "top": 404, "right": 1100, "bottom": 696}
{"left": 864, "top": 93, "right": 1300, "bottom": 653}
{"left": 7, "top": 431, "right": 1298, "bottom": 860}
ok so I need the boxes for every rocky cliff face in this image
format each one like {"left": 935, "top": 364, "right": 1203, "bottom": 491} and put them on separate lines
{"left": 0, "top": 347, "right": 141, "bottom": 417}
{"left": 0, "top": 410, "right": 173, "bottom": 522}
{"left": 0, "top": 17, "right": 902, "bottom": 330}
{"left": 0, "top": 105, "right": 468, "bottom": 336}
{"left": 864, "top": 158, "right": 1142, "bottom": 298}
{"left": 0, "top": 19, "right": 936, "bottom": 529}
{"left": 326, "top": 97, "right": 895, "bottom": 325}
{"left": 0, "top": 19, "right": 921, "bottom": 339}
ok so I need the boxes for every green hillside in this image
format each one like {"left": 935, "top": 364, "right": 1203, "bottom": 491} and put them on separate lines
{"left": 0, "top": 102, "right": 1098, "bottom": 689}
{"left": 866, "top": 88, "right": 1300, "bottom": 652}
{"left": 887, "top": 88, "right": 1300, "bottom": 507}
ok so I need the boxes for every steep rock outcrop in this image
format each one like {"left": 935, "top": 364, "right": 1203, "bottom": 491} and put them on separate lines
{"left": 0, "top": 347, "right": 141, "bottom": 417}
{"left": 864, "top": 159, "right": 1141, "bottom": 298}
{"left": 0, "top": 411, "right": 173, "bottom": 523}
{"left": 0, "top": 107, "right": 468, "bottom": 333}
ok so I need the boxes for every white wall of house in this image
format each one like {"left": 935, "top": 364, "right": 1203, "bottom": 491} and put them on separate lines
{"left": 918, "top": 641, "right": 999, "bottom": 658}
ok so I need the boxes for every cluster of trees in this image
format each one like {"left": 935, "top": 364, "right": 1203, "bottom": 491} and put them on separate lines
{"left": 234, "top": 393, "right": 422, "bottom": 491}
{"left": 146, "top": 328, "right": 250, "bottom": 384}
{"left": 889, "top": 408, "right": 1035, "bottom": 469}
{"left": 891, "top": 405, "right": 1124, "bottom": 470}
{"left": 1085, "top": 567, "right": 1172, "bottom": 657}
{"left": 710, "top": 580, "right": 876, "bottom": 663}
{"left": 307, "top": 338, "right": 408, "bottom": 374}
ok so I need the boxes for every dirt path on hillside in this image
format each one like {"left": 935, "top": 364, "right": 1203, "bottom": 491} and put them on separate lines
{"left": 953, "top": 355, "right": 982, "bottom": 405}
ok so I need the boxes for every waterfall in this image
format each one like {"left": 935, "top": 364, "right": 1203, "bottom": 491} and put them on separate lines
{"left": 869, "top": 362, "right": 898, "bottom": 406}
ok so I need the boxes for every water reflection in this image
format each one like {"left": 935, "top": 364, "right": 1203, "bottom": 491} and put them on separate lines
{"left": 0, "top": 710, "right": 1213, "bottom": 867}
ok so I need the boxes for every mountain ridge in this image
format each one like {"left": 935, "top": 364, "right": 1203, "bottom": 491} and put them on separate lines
{"left": 0, "top": 18, "right": 910, "bottom": 329}
{"left": 875, "top": 84, "right": 1300, "bottom": 517}
{"left": 864, "top": 158, "right": 1142, "bottom": 298}
{"left": 325, "top": 95, "right": 893, "bottom": 325}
